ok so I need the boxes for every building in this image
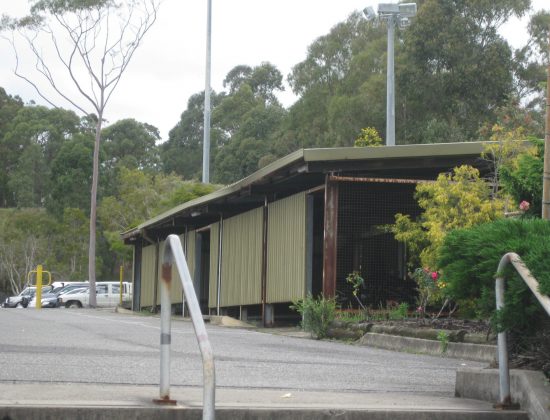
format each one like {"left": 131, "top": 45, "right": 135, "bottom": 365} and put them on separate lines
{"left": 122, "top": 142, "right": 490, "bottom": 325}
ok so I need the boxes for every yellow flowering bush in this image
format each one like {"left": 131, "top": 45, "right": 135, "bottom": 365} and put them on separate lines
{"left": 392, "top": 165, "right": 505, "bottom": 269}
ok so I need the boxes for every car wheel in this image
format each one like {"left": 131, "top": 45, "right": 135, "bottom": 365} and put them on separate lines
{"left": 66, "top": 301, "right": 82, "bottom": 308}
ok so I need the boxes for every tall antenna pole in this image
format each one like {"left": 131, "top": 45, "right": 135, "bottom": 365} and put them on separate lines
{"left": 202, "top": 0, "right": 212, "bottom": 183}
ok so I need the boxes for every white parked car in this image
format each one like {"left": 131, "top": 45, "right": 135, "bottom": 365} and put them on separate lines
{"left": 58, "top": 282, "right": 132, "bottom": 308}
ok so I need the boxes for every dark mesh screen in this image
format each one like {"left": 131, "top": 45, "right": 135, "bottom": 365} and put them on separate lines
{"left": 336, "top": 181, "right": 421, "bottom": 308}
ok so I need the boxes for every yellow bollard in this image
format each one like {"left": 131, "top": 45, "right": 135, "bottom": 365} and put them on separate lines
{"left": 119, "top": 265, "right": 124, "bottom": 306}
{"left": 36, "top": 265, "right": 43, "bottom": 310}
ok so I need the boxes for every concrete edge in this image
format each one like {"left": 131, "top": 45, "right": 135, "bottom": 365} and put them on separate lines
{"left": 359, "top": 333, "right": 497, "bottom": 363}
{"left": 0, "top": 405, "right": 529, "bottom": 420}
{"left": 455, "top": 368, "right": 550, "bottom": 420}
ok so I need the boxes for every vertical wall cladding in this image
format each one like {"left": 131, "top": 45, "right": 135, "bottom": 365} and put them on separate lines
{"left": 220, "top": 207, "right": 263, "bottom": 307}
{"left": 267, "top": 192, "right": 307, "bottom": 303}
{"left": 169, "top": 235, "right": 184, "bottom": 303}
{"left": 208, "top": 222, "right": 220, "bottom": 308}
{"left": 140, "top": 243, "right": 156, "bottom": 308}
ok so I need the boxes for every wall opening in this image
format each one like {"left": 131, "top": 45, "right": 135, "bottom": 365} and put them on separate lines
{"left": 196, "top": 230, "right": 211, "bottom": 314}
{"left": 336, "top": 181, "right": 420, "bottom": 308}
{"left": 308, "top": 190, "right": 325, "bottom": 298}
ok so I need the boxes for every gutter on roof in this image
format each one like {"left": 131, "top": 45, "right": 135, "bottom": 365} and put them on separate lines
{"left": 120, "top": 142, "right": 499, "bottom": 243}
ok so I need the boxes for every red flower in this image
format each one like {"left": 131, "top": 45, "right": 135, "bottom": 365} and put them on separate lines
{"left": 519, "top": 201, "right": 530, "bottom": 212}
{"left": 431, "top": 271, "right": 438, "bottom": 281}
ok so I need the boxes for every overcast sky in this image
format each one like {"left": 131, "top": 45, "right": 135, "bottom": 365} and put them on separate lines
{"left": 0, "top": 0, "right": 547, "bottom": 141}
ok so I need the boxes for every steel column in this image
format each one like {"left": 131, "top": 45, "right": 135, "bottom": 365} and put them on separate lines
{"left": 322, "top": 177, "right": 338, "bottom": 297}
{"left": 261, "top": 196, "right": 268, "bottom": 326}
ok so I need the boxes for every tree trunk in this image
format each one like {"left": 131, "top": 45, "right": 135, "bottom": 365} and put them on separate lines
{"left": 88, "top": 114, "right": 102, "bottom": 307}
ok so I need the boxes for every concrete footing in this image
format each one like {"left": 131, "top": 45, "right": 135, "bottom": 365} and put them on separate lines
{"left": 359, "top": 332, "right": 497, "bottom": 363}
{"left": 456, "top": 368, "right": 550, "bottom": 420}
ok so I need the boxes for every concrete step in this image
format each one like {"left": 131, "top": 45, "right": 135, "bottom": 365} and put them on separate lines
{"left": 0, "top": 405, "right": 529, "bottom": 419}
{"left": 0, "top": 382, "right": 528, "bottom": 420}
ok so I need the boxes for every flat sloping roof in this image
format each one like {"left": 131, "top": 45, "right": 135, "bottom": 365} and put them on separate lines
{"left": 121, "top": 142, "right": 488, "bottom": 240}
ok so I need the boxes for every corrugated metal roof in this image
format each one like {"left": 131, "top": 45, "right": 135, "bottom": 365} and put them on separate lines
{"left": 121, "top": 142, "right": 488, "bottom": 239}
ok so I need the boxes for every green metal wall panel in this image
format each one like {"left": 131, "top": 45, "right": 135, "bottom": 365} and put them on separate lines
{"left": 208, "top": 223, "right": 220, "bottom": 308}
{"left": 267, "top": 192, "right": 307, "bottom": 303}
{"left": 140, "top": 243, "right": 156, "bottom": 308}
{"left": 220, "top": 207, "right": 263, "bottom": 307}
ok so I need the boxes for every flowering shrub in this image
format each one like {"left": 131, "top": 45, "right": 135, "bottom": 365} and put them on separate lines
{"left": 411, "top": 268, "right": 445, "bottom": 314}
{"left": 519, "top": 200, "right": 530, "bottom": 212}
{"left": 391, "top": 165, "right": 505, "bottom": 270}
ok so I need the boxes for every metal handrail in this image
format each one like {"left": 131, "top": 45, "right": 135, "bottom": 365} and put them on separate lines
{"left": 156, "top": 234, "right": 216, "bottom": 419}
{"left": 495, "top": 252, "right": 550, "bottom": 408}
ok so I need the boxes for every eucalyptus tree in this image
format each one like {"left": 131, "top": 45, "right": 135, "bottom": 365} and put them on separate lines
{"left": 162, "top": 91, "right": 225, "bottom": 181}
{"left": 400, "top": 0, "right": 531, "bottom": 143}
{"left": 1, "top": 0, "right": 159, "bottom": 306}
{"left": 101, "top": 118, "right": 161, "bottom": 198}
{"left": 212, "top": 63, "right": 286, "bottom": 183}
{"left": 0, "top": 104, "right": 83, "bottom": 208}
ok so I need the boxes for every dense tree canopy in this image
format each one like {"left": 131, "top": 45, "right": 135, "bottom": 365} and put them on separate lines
{"left": 0, "top": 0, "right": 547, "bottom": 294}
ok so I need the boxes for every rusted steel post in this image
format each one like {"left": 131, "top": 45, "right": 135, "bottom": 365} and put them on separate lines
{"left": 165, "top": 234, "right": 216, "bottom": 419}
{"left": 158, "top": 260, "right": 174, "bottom": 404}
{"left": 322, "top": 176, "right": 338, "bottom": 297}
{"left": 261, "top": 196, "right": 268, "bottom": 326}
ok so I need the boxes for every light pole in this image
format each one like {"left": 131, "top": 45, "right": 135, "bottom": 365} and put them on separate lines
{"left": 202, "top": 0, "right": 212, "bottom": 183}
{"left": 364, "top": 3, "right": 416, "bottom": 146}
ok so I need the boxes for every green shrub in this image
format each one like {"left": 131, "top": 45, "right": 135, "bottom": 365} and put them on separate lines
{"left": 291, "top": 294, "right": 338, "bottom": 339}
{"left": 437, "top": 331, "right": 450, "bottom": 353}
{"left": 500, "top": 138, "right": 543, "bottom": 216}
{"left": 438, "top": 218, "right": 550, "bottom": 332}
{"left": 389, "top": 302, "right": 409, "bottom": 320}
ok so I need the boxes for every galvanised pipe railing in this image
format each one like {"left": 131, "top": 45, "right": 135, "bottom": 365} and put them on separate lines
{"left": 495, "top": 252, "right": 550, "bottom": 408}
{"left": 156, "top": 234, "right": 215, "bottom": 419}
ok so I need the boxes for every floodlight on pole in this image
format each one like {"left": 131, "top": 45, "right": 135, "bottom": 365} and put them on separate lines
{"left": 364, "top": 2, "right": 416, "bottom": 146}
{"left": 202, "top": 0, "right": 212, "bottom": 183}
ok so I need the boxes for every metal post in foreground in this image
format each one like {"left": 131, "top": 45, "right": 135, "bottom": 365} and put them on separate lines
{"left": 154, "top": 235, "right": 216, "bottom": 419}
{"left": 495, "top": 255, "right": 511, "bottom": 408}
{"left": 494, "top": 252, "right": 550, "bottom": 409}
